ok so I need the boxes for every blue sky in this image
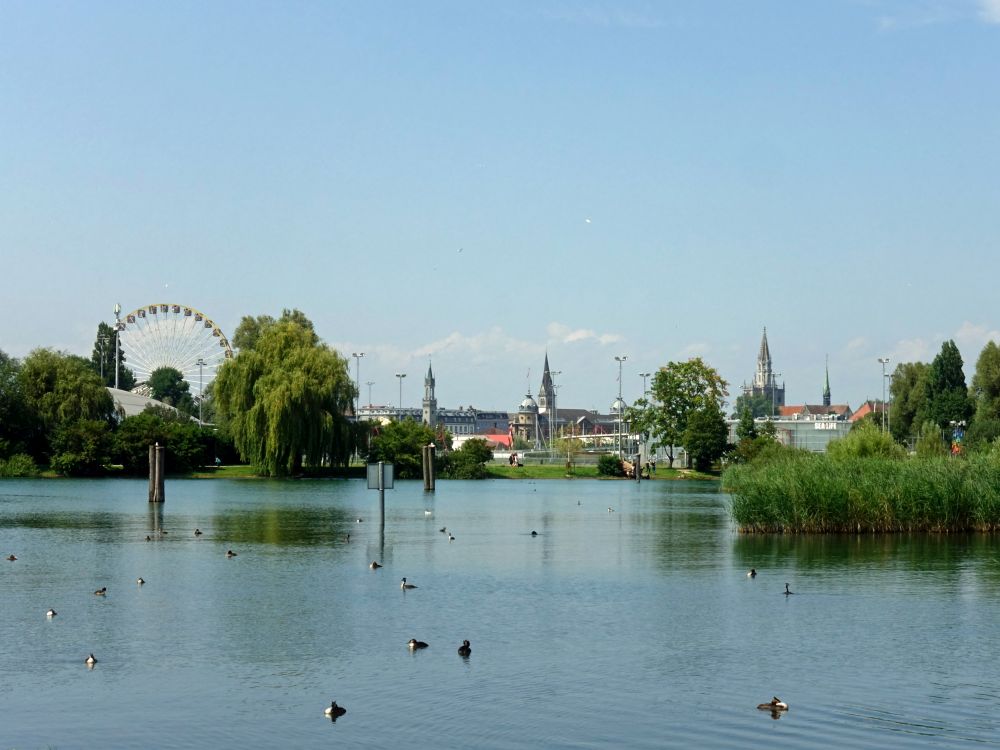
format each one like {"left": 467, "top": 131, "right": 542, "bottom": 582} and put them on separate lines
{"left": 2, "top": 1, "right": 998, "bottom": 413}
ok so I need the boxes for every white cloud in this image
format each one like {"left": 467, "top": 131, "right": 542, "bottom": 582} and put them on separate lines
{"left": 677, "top": 342, "right": 710, "bottom": 358}
{"left": 540, "top": 4, "right": 664, "bottom": 29}
{"left": 954, "top": 321, "right": 1000, "bottom": 354}
{"left": 547, "top": 321, "right": 623, "bottom": 346}
{"left": 890, "top": 337, "right": 933, "bottom": 363}
{"left": 981, "top": 0, "right": 1000, "bottom": 23}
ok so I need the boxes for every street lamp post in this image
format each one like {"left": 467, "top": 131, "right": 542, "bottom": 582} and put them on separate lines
{"left": 639, "top": 372, "right": 652, "bottom": 397}
{"left": 395, "top": 373, "right": 407, "bottom": 416}
{"left": 886, "top": 372, "right": 893, "bottom": 437}
{"left": 196, "top": 357, "right": 207, "bottom": 425}
{"left": 113, "top": 303, "right": 122, "bottom": 390}
{"left": 352, "top": 353, "right": 365, "bottom": 419}
{"left": 550, "top": 370, "right": 561, "bottom": 449}
{"left": 365, "top": 381, "right": 374, "bottom": 407}
{"left": 98, "top": 335, "right": 109, "bottom": 382}
{"left": 615, "top": 355, "right": 628, "bottom": 458}
{"left": 878, "top": 357, "right": 890, "bottom": 433}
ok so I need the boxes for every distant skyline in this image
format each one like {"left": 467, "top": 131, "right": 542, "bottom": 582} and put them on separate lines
{"left": 2, "top": 2, "right": 998, "bottom": 413}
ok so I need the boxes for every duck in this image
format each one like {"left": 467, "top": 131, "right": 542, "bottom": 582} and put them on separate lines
{"left": 748, "top": 569, "right": 757, "bottom": 578}
{"left": 608, "top": 507, "right": 615, "bottom": 513}
{"left": 757, "top": 697, "right": 788, "bottom": 711}
{"left": 448, "top": 533, "right": 455, "bottom": 541}
{"left": 530, "top": 530, "right": 538, "bottom": 536}
{"left": 356, "top": 518, "right": 363, "bottom": 523}
{"left": 457, "top": 639, "right": 471, "bottom": 656}
{"left": 408, "top": 638, "right": 429, "bottom": 650}
{"left": 324, "top": 701, "right": 347, "bottom": 718}
{"left": 424, "top": 509, "right": 433, "bottom": 515}
{"left": 46, "top": 608, "right": 57, "bottom": 618}
{"left": 439, "top": 527, "right": 447, "bottom": 533}
{"left": 85, "top": 653, "right": 98, "bottom": 665}
{"left": 226, "top": 550, "right": 237, "bottom": 558}
{"left": 194, "top": 528, "right": 203, "bottom": 536}
{"left": 6, "top": 554, "right": 16, "bottom": 561}
{"left": 136, "top": 577, "right": 145, "bottom": 585}
{"left": 784, "top": 583, "right": 794, "bottom": 595}
{"left": 94, "top": 587, "right": 107, "bottom": 596}
{"left": 400, "top": 577, "right": 417, "bottom": 590}
{"left": 369, "top": 561, "right": 382, "bottom": 569}
{"left": 145, "top": 535, "right": 152, "bottom": 542}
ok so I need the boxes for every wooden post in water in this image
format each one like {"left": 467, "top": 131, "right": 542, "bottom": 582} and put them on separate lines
{"left": 422, "top": 444, "right": 435, "bottom": 492}
{"left": 148, "top": 445, "right": 156, "bottom": 502}
{"left": 149, "top": 443, "right": 165, "bottom": 503}
{"left": 378, "top": 460, "right": 385, "bottom": 528}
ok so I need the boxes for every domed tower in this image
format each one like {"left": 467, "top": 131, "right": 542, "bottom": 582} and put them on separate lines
{"left": 513, "top": 391, "right": 540, "bottom": 449}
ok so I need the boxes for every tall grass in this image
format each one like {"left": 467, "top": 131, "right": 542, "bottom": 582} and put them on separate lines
{"left": 724, "top": 453, "right": 1000, "bottom": 533}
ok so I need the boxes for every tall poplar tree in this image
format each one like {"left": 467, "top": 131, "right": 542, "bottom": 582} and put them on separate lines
{"left": 926, "top": 340, "right": 973, "bottom": 429}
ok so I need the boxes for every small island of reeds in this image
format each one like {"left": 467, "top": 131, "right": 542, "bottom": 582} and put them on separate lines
{"left": 723, "top": 424, "right": 1000, "bottom": 534}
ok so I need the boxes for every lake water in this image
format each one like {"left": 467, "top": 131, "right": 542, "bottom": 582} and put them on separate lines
{"left": 2, "top": 477, "right": 1000, "bottom": 749}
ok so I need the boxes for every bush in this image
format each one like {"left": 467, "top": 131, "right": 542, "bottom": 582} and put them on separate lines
{"left": 440, "top": 439, "right": 494, "bottom": 479}
{"left": 597, "top": 454, "right": 624, "bottom": 477}
{"left": 827, "top": 420, "right": 906, "bottom": 460}
{"left": 0, "top": 453, "right": 39, "bottom": 477}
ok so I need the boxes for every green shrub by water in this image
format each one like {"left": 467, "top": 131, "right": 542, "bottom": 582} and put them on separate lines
{"left": 0, "top": 453, "right": 39, "bottom": 477}
{"left": 724, "top": 452, "right": 1000, "bottom": 533}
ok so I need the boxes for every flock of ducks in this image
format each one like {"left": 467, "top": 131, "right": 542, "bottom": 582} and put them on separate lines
{"left": 8, "top": 507, "right": 796, "bottom": 722}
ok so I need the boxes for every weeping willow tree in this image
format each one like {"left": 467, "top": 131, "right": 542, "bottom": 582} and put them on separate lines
{"left": 214, "top": 312, "right": 357, "bottom": 476}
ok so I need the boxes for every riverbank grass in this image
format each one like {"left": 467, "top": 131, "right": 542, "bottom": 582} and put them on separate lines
{"left": 724, "top": 454, "right": 1000, "bottom": 533}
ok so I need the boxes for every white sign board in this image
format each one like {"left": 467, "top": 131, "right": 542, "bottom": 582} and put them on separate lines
{"left": 367, "top": 462, "right": 394, "bottom": 490}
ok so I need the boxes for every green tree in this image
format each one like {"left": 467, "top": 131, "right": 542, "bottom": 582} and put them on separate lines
{"left": 232, "top": 309, "right": 316, "bottom": 351}
{"left": 627, "top": 357, "right": 728, "bottom": 467}
{"left": 214, "top": 314, "right": 356, "bottom": 476}
{"left": 971, "top": 341, "right": 1000, "bottom": 423}
{"left": 735, "top": 408, "right": 758, "bottom": 442}
{"left": 148, "top": 367, "right": 196, "bottom": 415}
{"left": 114, "top": 405, "right": 209, "bottom": 474}
{"left": 50, "top": 419, "right": 113, "bottom": 476}
{"left": 889, "top": 361, "right": 930, "bottom": 442}
{"left": 18, "top": 349, "right": 115, "bottom": 462}
{"left": 732, "top": 392, "right": 773, "bottom": 419}
{"left": 926, "top": 340, "right": 973, "bottom": 429}
{"left": 90, "top": 321, "right": 136, "bottom": 390}
{"left": 683, "top": 401, "right": 729, "bottom": 472}
{"left": 0, "top": 351, "right": 32, "bottom": 458}
{"left": 368, "top": 419, "right": 437, "bottom": 479}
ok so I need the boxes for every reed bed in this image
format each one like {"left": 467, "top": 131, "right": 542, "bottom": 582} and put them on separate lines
{"left": 724, "top": 454, "right": 1000, "bottom": 533}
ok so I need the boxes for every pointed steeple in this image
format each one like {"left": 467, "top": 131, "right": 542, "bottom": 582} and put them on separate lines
{"left": 823, "top": 356, "right": 831, "bottom": 407}
{"left": 753, "top": 327, "right": 773, "bottom": 389}
{"left": 538, "top": 352, "right": 554, "bottom": 412}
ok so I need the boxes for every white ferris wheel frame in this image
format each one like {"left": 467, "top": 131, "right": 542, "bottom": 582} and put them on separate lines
{"left": 117, "top": 303, "right": 234, "bottom": 397}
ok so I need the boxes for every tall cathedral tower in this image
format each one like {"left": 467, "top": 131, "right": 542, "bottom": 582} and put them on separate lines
{"left": 538, "top": 353, "right": 555, "bottom": 414}
{"left": 742, "top": 327, "right": 785, "bottom": 408}
{"left": 422, "top": 361, "right": 437, "bottom": 427}
{"left": 823, "top": 356, "right": 831, "bottom": 407}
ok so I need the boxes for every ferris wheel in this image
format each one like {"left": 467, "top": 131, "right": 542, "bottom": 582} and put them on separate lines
{"left": 116, "top": 303, "right": 234, "bottom": 397}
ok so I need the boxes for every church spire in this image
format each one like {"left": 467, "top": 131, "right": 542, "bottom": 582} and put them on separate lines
{"left": 823, "top": 356, "right": 831, "bottom": 407}
{"left": 422, "top": 359, "right": 437, "bottom": 427}
{"left": 753, "top": 327, "right": 773, "bottom": 389}
{"left": 539, "top": 352, "right": 554, "bottom": 413}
